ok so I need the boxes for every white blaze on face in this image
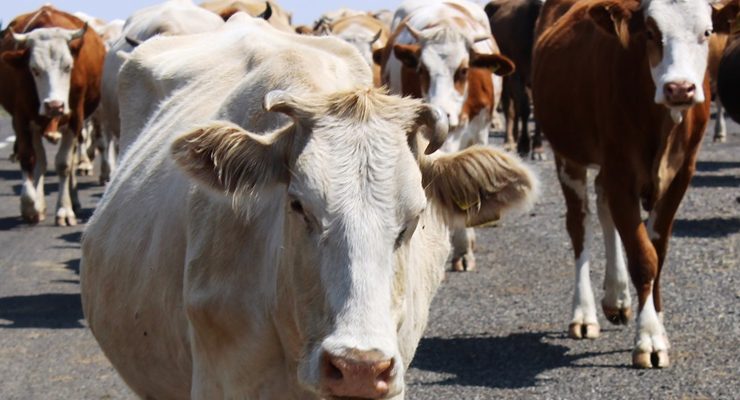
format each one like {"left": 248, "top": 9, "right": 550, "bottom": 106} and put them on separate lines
{"left": 417, "top": 29, "right": 469, "bottom": 128}
{"left": 646, "top": 0, "right": 712, "bottom": 108}
{"left": 292, "top": 119, "right": 427, "bottom": 395}
{"left": 18, "top": 28, "right": 81, "bottom": 116}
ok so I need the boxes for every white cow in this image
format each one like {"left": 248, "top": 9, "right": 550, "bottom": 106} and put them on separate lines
{"left": 81, "top": 15, "right": 538, "bottom": 400}
{"left": 97, "top": 0, "right": 224, "bottom": 183}
{"left": 377, "top": 0, "right": 516, "bottom": 271}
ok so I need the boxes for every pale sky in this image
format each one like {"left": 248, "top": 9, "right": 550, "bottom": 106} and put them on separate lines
{"left": 0, "top": 1, "right": 407, "bottom": 26}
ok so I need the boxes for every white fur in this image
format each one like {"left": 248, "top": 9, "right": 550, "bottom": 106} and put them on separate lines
{"left": 636, "top": 285, "right": 670, "bottom": 354}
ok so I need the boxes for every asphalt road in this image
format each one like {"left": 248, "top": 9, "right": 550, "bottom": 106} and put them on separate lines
{"left": 0, "top": 113, "right": 737, "bottom": 400}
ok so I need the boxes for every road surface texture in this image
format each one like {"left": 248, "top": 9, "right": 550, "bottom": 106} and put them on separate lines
{"left": 0, "top": 112, "right": 737, "bottom": 399}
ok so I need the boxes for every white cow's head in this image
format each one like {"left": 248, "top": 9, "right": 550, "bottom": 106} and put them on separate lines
{"left": 588, "top": 0, "right": 737, "bottom": 122}
{"left": 389, "top": 25, "right": 513, "bottom": 129}
{"left": 2, "top": 25, "right": 87, "bottom": 117}
{"left": 172, "top": 88, "right": 537, "bottom": 399}
{"left": 335, "top": 27, "right": 383, "bottom": 69}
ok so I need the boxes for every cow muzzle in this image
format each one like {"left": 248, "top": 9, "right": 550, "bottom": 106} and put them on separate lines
{"left": 320, "top": 349, "right": 398, "bottom": 399}
{"left": 43, "top": 99, "right": 66, "bottom": 117}
{"left": 663, "top": 81, "right": 696, "bottom": 107}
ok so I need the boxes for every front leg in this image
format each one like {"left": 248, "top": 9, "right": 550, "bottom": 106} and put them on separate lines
{"left": 450, "top": 227, "right": 476, "bottom": 272}
{"left": 604, "top": 176, "right": 666, "bottom": 368}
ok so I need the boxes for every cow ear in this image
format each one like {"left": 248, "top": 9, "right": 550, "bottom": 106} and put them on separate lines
{"left": 171, "top": 122, "right": 290, "bottom": 194}
{"left": 372, "top": 46, "right": 386, "bottom": 65}
{"left": 421, "top": 146, "right": 539, "bottom": 228}
{"left": 712, "top": 0, "right": 740, "bottom": 34}
{"left": 588, "top": 1, "right": 643, "bottom": 48}
{"left": 470, "top": 52, "right": 515, "bottom": 76}
{"left": 393, "top": 44, "right": 421, "bottom": 69}
{"left": 1, "top": 49, "right": 29, "bottom": 68}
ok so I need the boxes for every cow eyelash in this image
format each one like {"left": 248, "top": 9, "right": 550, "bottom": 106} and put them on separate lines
{"left": 394, "top": 227, "right": 408, "bottom": 249}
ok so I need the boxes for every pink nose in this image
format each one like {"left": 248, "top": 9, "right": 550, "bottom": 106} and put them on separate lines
{"left": 321, "top": 350, "right": 394, "bottom": 399}
{"left": 43, "top": 100, "right": 65, "bottom": 116}
{"left": 663, "top": 81, "right": 696, "bottom": 105}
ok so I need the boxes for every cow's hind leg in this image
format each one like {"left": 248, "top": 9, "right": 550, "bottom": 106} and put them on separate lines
{"left": 556, "top": 157, "right": 598, "bottom": 339}
{"left": 595, "top": 174, "right": 632, "bottom": 325}
{"left": 450, "top": 228, "right": 476, "bottom": 272}
{"left": 55, "top": 129, "right": 78, "bottom": 226}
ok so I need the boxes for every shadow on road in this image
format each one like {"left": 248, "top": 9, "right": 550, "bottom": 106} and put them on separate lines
{"left": 410, "top": 332, "right": 628, "bottom": 389}
{"left": 64, "top": 258, "right": 80, "bottom": 275}
{"left": 695, "top": 160, "right": 740, "bottom": 172}
{"left": 59, "top": 231, "right": 82, "bottom": 244}
{"left": 673, "top": 217, "right": 740, "bottom": 238}
{"left": 0, "top": 293, "right": 83, "bottom": 329}
{"left": 0, "top": 215, "right": 26, "bottom": 230}
{"left": 691, "top": 174, "right": 740, "bottom": 188}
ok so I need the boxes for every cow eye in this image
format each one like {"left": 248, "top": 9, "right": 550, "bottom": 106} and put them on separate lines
{"left": 290, "top": 200, "right": 304, "bottom": 215}
{"left": 704, "top": 29, "right": 712, "bottom": 38}
{"left": 394, "top": 215, "right": 421, "bottom": 249}
{"left": 64, "top": 65, "right": 72, "bottom": 73}
{"left": 455, "top": 67, "right": 469, "bottom": 81}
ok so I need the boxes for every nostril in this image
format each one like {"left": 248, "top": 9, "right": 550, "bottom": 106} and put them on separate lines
{"left": 376, "top": 358, "right": 394, "bottom": 384}
{"left": 324, "top": 356, "right": 343, "bottom": 381}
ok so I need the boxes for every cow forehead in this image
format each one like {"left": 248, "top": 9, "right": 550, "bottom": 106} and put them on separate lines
{"left": 24, "top": 27, "right": 75, "bottom": 42}
{"left": 291, "top": 123, "right": 425, "bottom": 219}
{"left": 421, "top": 37, "right": 469, "bottom": 73}
{"left": 645, "top": 0, "right": 712, "bottom": 35}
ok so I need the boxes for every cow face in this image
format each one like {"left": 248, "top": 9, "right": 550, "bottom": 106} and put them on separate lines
{"left": 590, "top": 0, "right": 714, "bottom": 119}
{"left": 392, "top": 26, "right": 513, "bottom": 129}
{"left": 5, "top": 25, "right": 86, "bottom": 117}
{"left": 172, "top": 88, "right": 537, "bottom": 399}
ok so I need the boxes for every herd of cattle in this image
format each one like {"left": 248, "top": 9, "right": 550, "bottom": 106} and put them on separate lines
{"left": 0, "top": 0, "right": 737, "bottom": 398}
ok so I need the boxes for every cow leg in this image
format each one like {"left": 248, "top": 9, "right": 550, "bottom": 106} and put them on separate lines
{"left": 713, "top": 97, "right": 727, "bottom": 143}
{"left": 18, "top": 122, "right": 47, "bottom": 223}
{"left": 527, "top": 87, "right": 546, "bottom": 161}
{"left": 55, "top": 129, "right": 78, "bottom": 226}
{"left": 450, "top": 227, "right": 476, "bottom": 272}
{"left": 556, "top": 157, "right": 598, "bottom": 339}
{"left": 602, "top": 173, "right": 667, "bottom": 368}
{"left": 502, "top": 85, "right": 517, "bottom": 152}
{"left": 595, "top": 174, "right": 632, "bottom": 325}
{"left": 77, "top": 118, "right": 94, "bottom": 176}
{"left": 99, "top": 118, "right": 118, "bottom": 185}
{"left": 516, "top": 82, "right": 531, "bottom": 158}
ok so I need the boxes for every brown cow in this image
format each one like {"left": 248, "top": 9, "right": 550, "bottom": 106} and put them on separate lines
{"left": 485, "top": 0, "right": 545, "bottom": 160}
{"left": 717, "top": 0, "right": 740, "bottom": 123}
{"left": 0, "top": 6, "right": 105, "bottom": 225}
{"left": 533, "top": 0, "right": 731, "bottom": 368}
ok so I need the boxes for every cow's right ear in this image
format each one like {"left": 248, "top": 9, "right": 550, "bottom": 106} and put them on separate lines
{"left": 171, "top": 122, "right": 291, "bottom": 194}
{"left": 587, "top": 1, "right": 642, "bottom": 48}
{"left": 372, "top": 46, "right": 386, "bottom": 65}
{"left": 393, "top": 44, "right": 421, "bottom": 69}
{"left": 1, "top": 49, "right": 29, "bottom": 68}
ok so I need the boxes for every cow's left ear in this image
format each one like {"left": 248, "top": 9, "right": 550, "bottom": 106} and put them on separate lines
{"left": 712, "top": 0, "right": 740, "bottom": 34}
{"left": 171, "top": 121, "right": 292, "bottom": 194}
{"left": 1, "top": 49, "right": 29, "bottom": 68}
{"left": 420, "top": 146, "right": 539, "bottom": 228}
{"left": 588, "top": 0, "right": 643, "bottom": 48}
{"left": 470, "top": 52, "right": 515, "bottom": 76}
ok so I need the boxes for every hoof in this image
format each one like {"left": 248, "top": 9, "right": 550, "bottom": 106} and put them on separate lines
{"left": 503, "top": 142, "right": 517, "bottom": 153}
{"left": 602, "top": 303, "right": 632, "bottom": 325}
{"left": 568, "top": 322, "right": 600, "bottom": 339}
{"left": 531, "top": 149, "right": 547, "bottom": 161}
{"left": 713, "top": 135, "right": 726, "bottom": 143}
{"left": 99, "top": 176, "right": 110, "bottom": 186}
{"left": 77, "top": 163, "right": 93, "bottom": 176}
{"left": 44, "top": 131, "right": 62, "bottom": 145}
{"left": 55, "top": 209, "right": 77, "bottom": 227}
{"left": 22, "top": 211, "right": 44, "bottom": 224}
{"left": 633, "top": 350, "right": 669, "bottom": 369}
{"left": 451, "top": 255, "right": 475, "bottom": 272}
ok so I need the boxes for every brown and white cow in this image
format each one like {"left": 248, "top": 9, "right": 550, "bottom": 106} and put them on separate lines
{"left": 81, "top": 15, "right": 538, "bottom": 399}
{"left": 375, "top": 0, "right": 517, "bottom": 271}
{"left": 485, "top": 0, "right": 546, "bottom": 160}
{"left": 0, "top": 6, "right": 105, "bottom": 225}
{"left": 533, "top": 0, "right": 732, "bottom": 368}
